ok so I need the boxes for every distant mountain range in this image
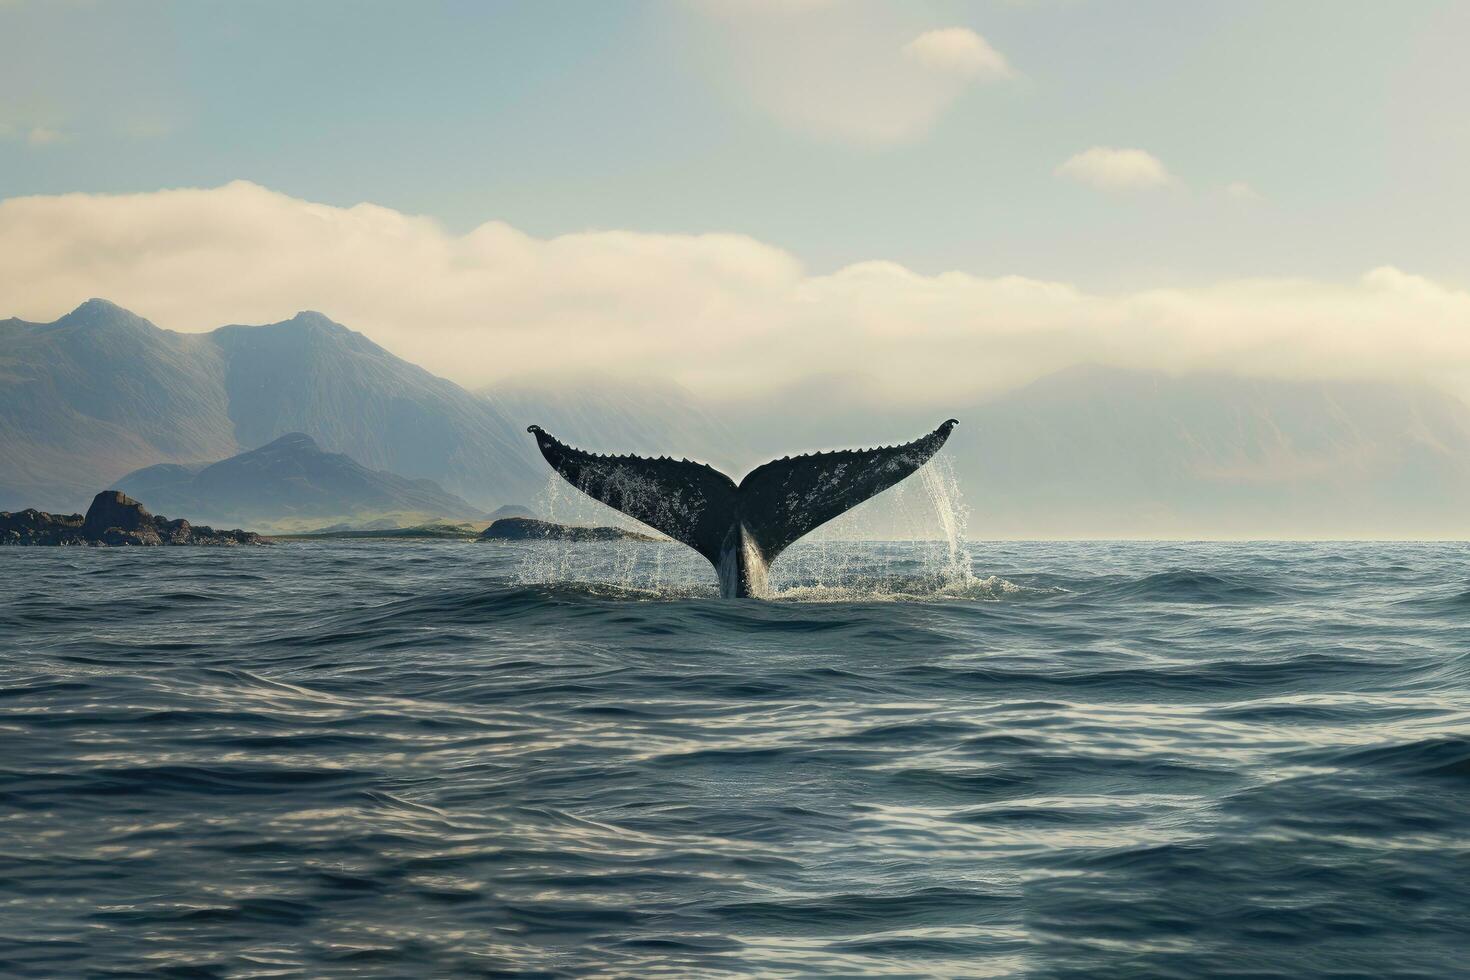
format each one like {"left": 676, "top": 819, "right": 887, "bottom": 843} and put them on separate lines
{"left": 0, "top": 299, "right": 541, "bottom": 512}
{"left": 960, "top": 366, "right": 1470, "bottom": 537}
{"left": 116, "top": 432, "right": 484, "bottom": 531}
{"left": 492, "top": 367, "right": 1470, "bottom": 538}
{"left": 8, "top": 299, "right": 1470, "bottom": 537}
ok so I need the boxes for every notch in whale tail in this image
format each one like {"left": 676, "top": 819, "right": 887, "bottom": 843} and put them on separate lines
{"left": 525, "top": 419, "right": 959, "bottom": 598}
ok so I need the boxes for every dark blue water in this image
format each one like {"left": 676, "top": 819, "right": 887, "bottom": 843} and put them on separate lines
{"left": 1, "top": 540, "right": 1467, "bottom": 978}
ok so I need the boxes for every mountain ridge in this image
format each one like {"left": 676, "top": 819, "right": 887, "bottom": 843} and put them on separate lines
{"left": 0, "top": 300, "right": 543, "bottom": 511}
{"left": 116, "top": 432, "right": 485, "bottom": 531}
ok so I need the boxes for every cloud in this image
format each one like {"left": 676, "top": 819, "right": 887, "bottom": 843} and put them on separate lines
{"left": 0, "top": 118, "right": 68, "bottom": 147}
{"left": 682, "top": 5, "right": 1015, "bottom": 146}
{"left": 903, "top": 28, "right": 1014, "bottom": 80}
{"left": 1055, "top": 147, "right": 1175, "bottom": 192}
{"left": 4, "top": 182, "right": 1470, "bottom": 402}
{"left": 1222, "top": 180, "right": 1263, "bottom": 202}
{"left": 25, "top": 126, "right": 64, "bottom": 146}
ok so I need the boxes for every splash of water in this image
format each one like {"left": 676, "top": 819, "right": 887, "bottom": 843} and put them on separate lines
{"left": 918, "top": 451, "right": 978, "bottom": 590}
{"left": 508, "top": 472, "right": 707, "bottom": 596}
{"left": 774, "top": 450, "right": 979, "bottom": 599}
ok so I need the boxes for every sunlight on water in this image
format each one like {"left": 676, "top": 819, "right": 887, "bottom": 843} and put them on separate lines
{"left": 5, "top": 540, "right": 1466, "bottom": 977}
{"left": 510, "top": 453, "right": 1017, "bottom": 601}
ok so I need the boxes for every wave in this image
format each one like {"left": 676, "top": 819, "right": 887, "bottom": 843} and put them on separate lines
{"left": 710, "top": 886, "right": 1011, "bottom": 932}
{"left": 1090, "top": 569, "right": 1288, "bottom": 603}
{"left": 1289, "top": 736, "right": 1470, "bottom": 779}
{"left": 768, "top": 574, "right": 1066, "bottom": 604}
{"left": 2, "top": 540, "right": 1465, "bottom": 978}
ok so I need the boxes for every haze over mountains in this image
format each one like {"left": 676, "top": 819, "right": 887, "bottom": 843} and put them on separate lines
{"left": 116, "top": 432, "right": 484, "bottom": 532}
{"left": 510, "top": 367, "right": 1470, "bottom": 538}
{"left": 6, "top": 299, "right": 1470, "bottom": 537}
{"left": 960, "top": 367, "right": 1470, "bottom": 538}
{"left": 480, "top": 378, "right": 752, "bottom": 479}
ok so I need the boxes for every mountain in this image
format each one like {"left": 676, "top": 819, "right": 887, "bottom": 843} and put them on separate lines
{"left": 0, "top": 300, "right": 542, "bottom": 511}
{"left": 208, "top": 311, "right": 537, "bottom": 508}
{"left": 487, "top": 503, "right": 537, "bottom": 520}
{"left": 116, "top": 433, "right": 485, "bottom": 531}
{"left": 0, "top": 300, "right": 237, "bottom": 508}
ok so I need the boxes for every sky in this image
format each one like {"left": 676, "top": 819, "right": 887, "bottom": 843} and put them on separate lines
{"left": 4, "top": 0, "right": 1470, "bottom": 400}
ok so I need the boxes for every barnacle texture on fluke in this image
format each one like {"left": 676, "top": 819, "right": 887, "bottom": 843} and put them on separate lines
{"left": 526, "top": 420, "right": 958, "bottom": 598}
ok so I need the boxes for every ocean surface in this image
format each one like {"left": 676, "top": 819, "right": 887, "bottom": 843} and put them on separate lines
{"left": 1, "top": 539, "right": 1467, "bottom": 978}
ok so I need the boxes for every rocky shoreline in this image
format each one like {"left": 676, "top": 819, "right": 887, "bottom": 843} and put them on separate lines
{"left": 0, "top": 491, "right": 262, "bottom": 547}
{"left": 478, "top": 517, "right": 654, "bottom": 542}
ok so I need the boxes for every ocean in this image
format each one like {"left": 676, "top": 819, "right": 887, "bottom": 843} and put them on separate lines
{"left": 1, "top": 538, "right": 1466, "bottom": 978}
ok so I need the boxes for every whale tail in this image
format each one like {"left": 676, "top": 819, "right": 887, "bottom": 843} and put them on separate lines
{"left": 526, "top": 419, "right": 959, "bottom": 598}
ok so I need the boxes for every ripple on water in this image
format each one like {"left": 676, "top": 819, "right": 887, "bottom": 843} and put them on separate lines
{"left": 0, "top": 540, "right": 1466, "bottom": 977}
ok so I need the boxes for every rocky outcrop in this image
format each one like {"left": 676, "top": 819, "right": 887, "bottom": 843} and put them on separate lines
{"left": 478, "top": 517, "right": 653, "bottom": 542}
{"left": 0, "top": 491, "right": 262, "bottom": 546}
{"left": 82, "top": 489, "right": 154, "bottom": 538}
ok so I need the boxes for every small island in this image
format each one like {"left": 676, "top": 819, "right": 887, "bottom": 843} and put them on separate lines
{"left": 266, "top": 515, "right": 655, "bottom": 542}
{"left": 478, "top": 517, "right": 654, "bottom": 542}
{"left": 0, "top": 491, "right": 262, "bottom": 547}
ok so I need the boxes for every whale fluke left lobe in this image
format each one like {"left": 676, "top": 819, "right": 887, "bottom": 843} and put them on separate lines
{"left": 526, "top": 426, "right": 737, "bottom": 567}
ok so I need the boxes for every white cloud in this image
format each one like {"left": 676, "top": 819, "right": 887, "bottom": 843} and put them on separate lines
{"left": 25, "top": 126, "right": 64, "bottom": 146}
{"left": 683, "top": 5, "right": 1014, "bottom": 146}
{"left": 1223, "top": 180, "right": 1263, "bottom": 202}
{"left": 4, "top": 182, "right": 1470, "bottom": 401}
{"left": 903, "top": 28, "right": 1014, "bottom": 80}
{"left": 0, "top": 119, "right": 68, "bottom": 147}
{"left": 1055, "top": 146, "right": 1175, "bottom": 192}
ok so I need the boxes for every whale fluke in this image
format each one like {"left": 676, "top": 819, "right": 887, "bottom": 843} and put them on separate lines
{"left": 525, "top": 420, "right": 959, "bottom": 598}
